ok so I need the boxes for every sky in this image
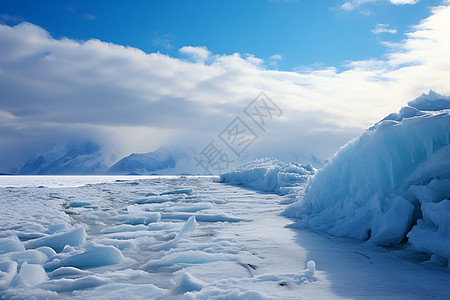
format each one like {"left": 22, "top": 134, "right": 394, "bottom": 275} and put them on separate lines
{"left": 0, "top": 0, "right": 450, "bottom": 173}
{"left": 0, "top": 0, "right": 440, "bottom": 69}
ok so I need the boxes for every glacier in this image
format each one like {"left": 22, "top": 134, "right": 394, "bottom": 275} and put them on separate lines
{"left": 222, "top": 91, "right": 450, "bottom": 265}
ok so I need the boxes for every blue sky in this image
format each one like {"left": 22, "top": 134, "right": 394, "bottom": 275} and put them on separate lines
{"left": 0, "top": 0, "right": 440, "bottom": 69}
{"left": 0, "top": 0, "right": 449, "bottom": 173}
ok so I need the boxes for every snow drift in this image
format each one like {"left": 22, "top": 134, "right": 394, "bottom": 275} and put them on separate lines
{"left": 284, "top": 91, "right": 450, "bottom": 263}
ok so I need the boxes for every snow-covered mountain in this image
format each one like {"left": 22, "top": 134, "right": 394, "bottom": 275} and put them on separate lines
{"left": 19, "top": 142, "right": 118, "bottom": 175}
{"left": 17, "top": 143, "right": 181, "bottom": 175}
{"left": 107, "top": 147, "right": 176, "bottom": 174}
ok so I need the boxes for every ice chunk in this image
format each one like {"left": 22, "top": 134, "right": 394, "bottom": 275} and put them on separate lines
{"left": 36, "top": 246, "right": 57, "bottom": 259}
{"left": 97, "top": 269, "right": 151, "bottom": 282}
{"left": 0, "top": 260, "right": 18, "bottom": 285}
{"left": 368, "top": 196, "right": 414, "bottom": 245}
{"left": 90, "top": 237, "right": 143, "bottom": 250}
{"left": 25, "top": 226, "right": 87, "bottom": 252}
{"left": 46, "top": 223, "right": 69, "bottom": 234}
{"left": 178, "top": 216, "right": 197, "bottom": 237}
{"left": 123, "top": 205, "right": 161, "bottom": 225}
{"left": 160, "top": 188, "right": 192, "bottom": 196}
{"left": 102, "top": 231, "right": 159, "bottom": 240}
{"left": 17, "top": 262, "right": 49, "bottom": 286}
{"left": 62, "top": 245, "right": 76, "bottom": 253}
{"left": 68, "top": 200, "right": 92, "bottom": 208}
{"left": 45, "top": 243, "right": 125, "bottom": 270}
{"left": 142, "top": 250, "right": 235, "bottom": 269}
{"left": 408, "top": 199, "right": 450, "bottom": 264}
{"left": 8, "top": 249, "right": 49, "bottom": 266}
{"left": 0, "top": 235, "right": 25, "bottom": 254}
{"left": 179, "top": 272, "right": 206, "bottom": 292}
{"left": 148, "top": 217, "right": 198, "bottom": 251}
{"left": 100, "top": 224, "right": 148, "bottom": 234}
{"left": 39, "top": 275, "right": 108, "bottom": 292}
{"left": 49, "top": 267, "right": 92, "bottom": 279}
{"left": 146, "top": 222, "right": 181, "bottom": 231}
{"left": 135, "top": 195, "right": 184, "bottom": 204}
{"left": 169, "top": 203, "right": 213, "bottom": 213}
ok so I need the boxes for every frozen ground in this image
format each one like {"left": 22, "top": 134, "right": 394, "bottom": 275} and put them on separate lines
{"left": 0, "top": 176, "right": 449, "bottom": 299}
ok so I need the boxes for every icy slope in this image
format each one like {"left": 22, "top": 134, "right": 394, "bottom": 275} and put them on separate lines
{"left": 284, "top": 91, "right": 450, "bottom": 262}
{"left": 19, "top": 142, "right": 117, "bottom": 175}
{"left": 107, "top": 147, "right": 176, "bottom": 175}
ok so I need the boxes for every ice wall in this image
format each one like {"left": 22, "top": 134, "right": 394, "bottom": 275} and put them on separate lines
{"left": 284, "top": 91, "right": 450, "bottom": 264}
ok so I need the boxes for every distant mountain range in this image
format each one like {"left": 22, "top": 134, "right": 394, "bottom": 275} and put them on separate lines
{"left": 17, "top": 142, "right": 179, "bottom": 175}
{"left": 14, "top": 141, "right": 322, "bottom": 176}
{"left": 18, "top": 142, "right": 117, "bottom": 175}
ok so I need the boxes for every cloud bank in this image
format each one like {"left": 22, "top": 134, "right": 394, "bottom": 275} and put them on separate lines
{"left": 0, "top": 3, "right": 449, "bottom": 172}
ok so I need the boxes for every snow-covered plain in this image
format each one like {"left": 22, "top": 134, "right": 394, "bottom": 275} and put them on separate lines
{"left": 1, "top": 175, "right": 449, "bottom": 299}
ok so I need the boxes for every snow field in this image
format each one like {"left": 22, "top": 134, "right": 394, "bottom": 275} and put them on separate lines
{"left": 0, "top": 176, "right": 326, "bottom": 299}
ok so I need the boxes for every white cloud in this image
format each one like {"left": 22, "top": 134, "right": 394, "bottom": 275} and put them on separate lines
{"left": 0, "top": 3, "right": 449, "bottom": 171}
{"left": 179, "top": 46, "right": 211, "bottom": 63}
{"left": 340, "top": 2, "right": 356, "bottom": 11}
{"left": 340, "top": 0, "right": 419, "bottom": 11}
{"left": 269, "top": 54, "right": 283, "bottom": 68}
{"left": 390, "top": 0, "right": 418, "bottom": 4}
{"left": 270, "top": 54, "right": 283, "bottom": 60}
{"left": 244, "top": 53, "right": 264, "bottom": 66}
{"left": 372, "top": 24, "right": 397, "bottom": 34}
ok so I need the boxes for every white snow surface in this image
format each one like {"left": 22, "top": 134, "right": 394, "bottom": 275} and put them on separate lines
{"left": 222, "top": 91, "right": 450, "bottom": 266}
{"left": 1, "top": 175, "right": 449, "bottom": 299}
